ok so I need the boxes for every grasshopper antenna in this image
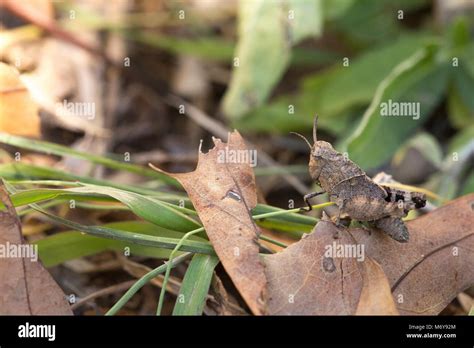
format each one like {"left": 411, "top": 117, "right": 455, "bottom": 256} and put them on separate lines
{"left": 290, "top": 131, "right": 313, "bottom": 151}
{"left": 313, "top": 115, "right": 318, "bottom": 143}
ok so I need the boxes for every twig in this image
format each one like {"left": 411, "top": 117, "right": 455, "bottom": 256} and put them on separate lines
{"left": 1, "top": 0, "right": 113, "bottom": 64}
{"left": 70, "top": 280, "right": 136, "bottom": 310}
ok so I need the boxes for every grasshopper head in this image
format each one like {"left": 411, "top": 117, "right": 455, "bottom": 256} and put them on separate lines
{"left": 309, "top": 140, "right": 337, "bottom": 181}
{"left": 309, "top": 116, "right": 340, "bottom": 181}
{"left": 291, "top": 115, "right": 336, "bottom": 182}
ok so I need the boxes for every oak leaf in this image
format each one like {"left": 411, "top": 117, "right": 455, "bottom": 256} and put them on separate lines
{"left": 351, "top": 193, "right": 474, "bottom": 315}
{"left": 265, "top": 194, "right": 474, "bottom": 315}
{"left": 265, "top": 220, "right": 396, "bottom": 314}
{"left": 152, "top": 131, "right": 266, "bottom": 315}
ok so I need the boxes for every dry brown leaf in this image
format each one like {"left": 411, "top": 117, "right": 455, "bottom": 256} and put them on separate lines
{"left": 0, "top": 62, "right": 40, "bottom": 137}
{"left": 0, "top": 181, "right": 72, "bottom": 315}
{"left": 351, "top": 193, "right": 474, "bottom": 315}
{"left": 151, "top": 131, "right": 266, "bottom": 315}
{"left": 205, "top": 274, "right": 248, "bottom": 316}
{"left": 265, "top": 194, "right": 473, "bottom": 315}
{"left": 355, "top": 257, "right": 399, "bottom": 315}
{"left": 265, "top": 220, "right": 388, "bottom": 315}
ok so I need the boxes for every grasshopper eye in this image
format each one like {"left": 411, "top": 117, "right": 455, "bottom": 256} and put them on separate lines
{"left": 311, "top": 148, "right": 323, "bottom": 158}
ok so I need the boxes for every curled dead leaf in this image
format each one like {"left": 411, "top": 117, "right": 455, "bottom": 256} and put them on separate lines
{"left": 151, "top": 131, "right": 267, "bottom": 315}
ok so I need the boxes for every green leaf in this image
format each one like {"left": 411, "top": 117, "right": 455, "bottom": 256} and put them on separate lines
{"left": 131, "top": 32, "right": 235, "bottom": 61}
{"left": 462, "top": 43, "right": 474, "bottom": 77}
{"left": 235, "top": 34, "right": 432, "bottom": 134}
{"left": 330, "top": 0, "right": 428, "bottom": 45}
{"left": 4, "top": 184, "right": 200, "bottom": 232}
{"left": 346, "top": 46, "right": 450, "bottom": 169}
{"left": 322, "top": 0, "right": 354, "bottom": 20}
{"left": 69, "top": 184, "right": 201, "bottom": 232}
{"left": 460, "top": 172, "right": 474, "bottom": 196}
{"left": 288, "top": 0, "right": 323, "bottom": 42}
{"left": 302, "top": 35, "right": 434, "bottom": 120}
{"left": 448, "top": 64, "right": 474, "bottom": 129}
{"left": 447, "top": 125, "right": 474, "bottom": 155}
{"left": 444, "top": 17, "right": 470, "bottom": 51}
{"left": 172, "top": 254, "right": 220, "bottom": 315}
{"left": 132, "top": 30, "right": 336, "bottom": 67}
{"left": 222, "top": 0, "right": 322, "bottom": 119}
{"left": 438, "top": 125, "right": 474, "bottom": 200}
{"left": 7, "top": 188, "right": 114, "bottom": 208}
{"left": 36, "top": 221, "right": 204, "bottom": 267}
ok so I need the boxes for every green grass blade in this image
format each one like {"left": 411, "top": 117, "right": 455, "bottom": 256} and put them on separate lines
{"left": 0, "top": 162, "right": 162, "bottom": 195}
{"left": 156, "top": 227, "right": 204, "bottom": 315}
{"left": 70, "top": 184, "right": 201, "bottom": 232}
{"left": 3, "top": 181, "right": 214, "bottom": 256}
{"left": 106, "top": 252, "right": 193, "bottom": 316}
{"left": 43, "top": 211, "right": 214, "bottom": 255}
{"left": 0, "top": 133, "right": 179, "bottom": 186}
{"left": 173, "top": 254, "right": 220, "bottom": 315}
{"left": 256, "top": 220, "right": 312, "bottom": 237}
{"left": 36, "top": 221, "right": 205, "bottom": 267}
{"left": 4, "top": 183, "right": 201, "bottom": 232}
{"left": 252, "top": 204, "right": 317, "bottom": 226}
{"left": 7, "top": 188, "right": 115, "bottom": 208}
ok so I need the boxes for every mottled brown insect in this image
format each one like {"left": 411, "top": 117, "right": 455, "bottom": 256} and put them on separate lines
{"left": 293, "top": 116, "right": 426, "bottom": 242}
